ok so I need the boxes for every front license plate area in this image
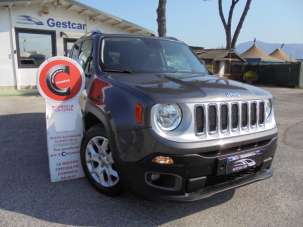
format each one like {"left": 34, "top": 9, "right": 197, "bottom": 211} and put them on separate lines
{"left": 217, "top": 149, "right": 264, "bottom": 176}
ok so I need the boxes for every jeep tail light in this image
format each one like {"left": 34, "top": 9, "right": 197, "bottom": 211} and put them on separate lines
{"left": 88, "top": 78, "right": 111, "bottom": 105}
{"left": 135, "top": 103, "right": 143, "bottom": 124}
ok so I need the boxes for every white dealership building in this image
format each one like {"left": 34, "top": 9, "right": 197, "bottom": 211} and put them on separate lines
{"left": 0, "top": 0, "right": 153, "bottom": 89}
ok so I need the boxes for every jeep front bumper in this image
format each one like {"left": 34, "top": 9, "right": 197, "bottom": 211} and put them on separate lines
{"left": 116, "top": 128, "right": 278, "bottom": 201}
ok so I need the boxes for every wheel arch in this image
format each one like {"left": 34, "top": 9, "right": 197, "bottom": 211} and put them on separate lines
{"left": 83, "top": 103, "right": 117, "bottom": 147}
{"left": 84, "top": 112, "right": 105, "bottom": 130}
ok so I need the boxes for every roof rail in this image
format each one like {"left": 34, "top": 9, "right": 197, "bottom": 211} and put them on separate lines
{"left": 165, "top": 37, "right": 179, "bottom": 41}
{"left": 82, "top": 30, "right": 102, "bottom": 38}
{"left": 91, "top": 30, "right": 102, "bottom": 34}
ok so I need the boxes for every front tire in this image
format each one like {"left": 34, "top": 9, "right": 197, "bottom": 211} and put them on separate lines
{"left": 80, "top": 125, "right": 122, "bottom": 196}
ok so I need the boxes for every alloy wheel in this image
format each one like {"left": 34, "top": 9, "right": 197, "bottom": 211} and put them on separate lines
{"left": 85, "top": 136, "right": 119, "bottom": 187}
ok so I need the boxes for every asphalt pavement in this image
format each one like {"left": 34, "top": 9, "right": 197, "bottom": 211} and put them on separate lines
{"left": 0, "top": 87, "right": 302, "bottom": 227}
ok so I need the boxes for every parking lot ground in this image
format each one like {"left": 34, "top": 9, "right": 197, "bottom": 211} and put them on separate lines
{"left": 0, "top": 87, "right": 303, "bottom": 227}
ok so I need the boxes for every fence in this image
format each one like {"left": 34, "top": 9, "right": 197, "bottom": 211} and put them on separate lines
{"left": 231, "top": 62, "right": 303, "bottom": 88}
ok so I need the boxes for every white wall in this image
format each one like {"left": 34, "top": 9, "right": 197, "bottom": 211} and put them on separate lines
{"left": 0, "top": 3, "right": 133, "bottom": 88}
{"left": 218, "top": 61, "right": 225, "bottom": 77}
{"left": 0, "top": 7, "right": 15, "bottom": 87}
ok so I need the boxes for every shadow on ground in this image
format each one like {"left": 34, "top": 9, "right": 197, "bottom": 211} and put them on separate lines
{"left": 0, "top": 113, "right": 234, "bottom": 226}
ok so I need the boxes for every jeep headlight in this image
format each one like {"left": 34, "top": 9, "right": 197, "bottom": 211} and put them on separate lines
{"left": 154, "top": 104, "right": 182, "bottom": 131}
{"left": 265, "top": 99, "right": 272, "bottom": 119}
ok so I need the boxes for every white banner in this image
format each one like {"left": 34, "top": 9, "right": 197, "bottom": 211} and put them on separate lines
{"left": 37, "top": 56, "right": 85, "bottom": 182}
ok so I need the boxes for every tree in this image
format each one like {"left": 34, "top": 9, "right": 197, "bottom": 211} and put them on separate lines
{"left": 157, "top": 0, "right": 167, "bottom": 37}
{"left": 218, "top": 0, "right": 252, "bottom": 49}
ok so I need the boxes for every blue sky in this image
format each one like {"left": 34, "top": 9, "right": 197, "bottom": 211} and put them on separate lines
{"left": 78, "top": 0, "right": 303, "bottom": 48}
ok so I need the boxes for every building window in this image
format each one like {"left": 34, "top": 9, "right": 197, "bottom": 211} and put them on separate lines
{"left": 15, "top": 28, "right": 56, "bottom": 68}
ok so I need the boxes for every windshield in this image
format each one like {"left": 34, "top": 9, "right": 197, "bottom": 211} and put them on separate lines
{"left": 100, "top": 37, "right": 208, "bottom": 74}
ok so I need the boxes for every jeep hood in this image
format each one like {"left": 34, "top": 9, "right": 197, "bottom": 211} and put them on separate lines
{"left": 106, "top": 73, "right": 272, "bottom": 102}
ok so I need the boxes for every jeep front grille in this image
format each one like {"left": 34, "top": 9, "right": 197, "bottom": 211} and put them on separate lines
{"left": 241, "top": 103, "right": 248, "bottom": 127}
{"left": 195, "top": 100, "right": 266, "bottom": 136}
{"left": 208, "top": 105, "right": 217, "bottom": 132}
{"left": 220, "top": 104, "right": 228, "bottom": 131}
{"left": 195, "top": 106, "right": 205, "bottom": 133}
{"left": 231, "top": 103, "right": 239, "bottom": 129}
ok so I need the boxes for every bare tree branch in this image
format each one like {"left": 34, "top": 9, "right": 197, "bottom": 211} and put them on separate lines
{"left": 231, "top": 0, "right": 252, "bottom": 48}
{"left": 227, "top": 0, "right": 239, "bottom": 27}
{"left": 218, "top": 0, "right": 227, "bottom": 29}
{"left": 216, "top": 0, "right": 252, "bottom": 49}
{"left": 225, "top": 0, "right": 240, "bottom": 49}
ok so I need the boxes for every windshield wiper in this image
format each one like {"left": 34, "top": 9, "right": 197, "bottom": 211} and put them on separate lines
{"left": 103, "top": 68, "right": 132, "bottom": 74}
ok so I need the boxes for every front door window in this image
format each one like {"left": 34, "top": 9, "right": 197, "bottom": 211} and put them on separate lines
{"left": 64, "top": 38, "right": 78, "bottom": 57}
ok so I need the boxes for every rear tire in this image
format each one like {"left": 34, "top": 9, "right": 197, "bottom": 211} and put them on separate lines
{"left": 80, "top": 125, "right": 122, "bottom": 196}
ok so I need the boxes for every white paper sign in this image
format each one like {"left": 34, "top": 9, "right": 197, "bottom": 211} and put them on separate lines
{"left": 37, "top": 56, "right": 85, "bottom": 182}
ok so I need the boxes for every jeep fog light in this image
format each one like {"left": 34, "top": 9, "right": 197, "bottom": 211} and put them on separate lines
{"left": 152, "top": 156, "right": 174, "bottom": 165}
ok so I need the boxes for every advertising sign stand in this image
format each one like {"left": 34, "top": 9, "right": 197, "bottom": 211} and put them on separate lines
{"left": 37, "top": 56, "right": 85, "bottom": 182}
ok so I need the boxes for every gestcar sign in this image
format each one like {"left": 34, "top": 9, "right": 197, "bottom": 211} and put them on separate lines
{"left": 47, "top": 18, "right": 86, "bottom": 30}
{"left": 16, "top": 15, "right": 86, "bottom": 31}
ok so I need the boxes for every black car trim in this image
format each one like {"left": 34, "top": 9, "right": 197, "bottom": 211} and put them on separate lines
{"left": 163, "top": 168, "right": 272, "bottom": 202}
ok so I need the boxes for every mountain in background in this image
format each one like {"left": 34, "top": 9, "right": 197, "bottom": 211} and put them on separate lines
{"left": 236, "top": 40, "right": 303, "bottom": 60}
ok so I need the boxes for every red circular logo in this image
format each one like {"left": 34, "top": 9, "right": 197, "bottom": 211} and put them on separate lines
{"left": 37, "top": 57, "right": 84, "bottom": 101}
